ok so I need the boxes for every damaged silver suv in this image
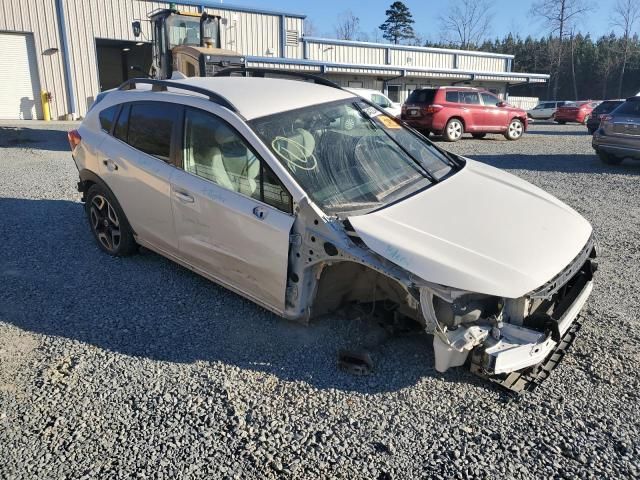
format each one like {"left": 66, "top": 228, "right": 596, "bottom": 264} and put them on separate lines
{"left": 69, "top": 73, "right": 596, "bottom": 392}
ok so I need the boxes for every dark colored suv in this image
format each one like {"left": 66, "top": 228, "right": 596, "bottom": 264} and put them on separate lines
{"left": 592, "top": 96, "right": 640, "bottom": 164}
{"left": 586, "top": 99, "right": 625, "bottom": 134}
{"left": 400, "top": 87, "right": 528, "bottom": 142}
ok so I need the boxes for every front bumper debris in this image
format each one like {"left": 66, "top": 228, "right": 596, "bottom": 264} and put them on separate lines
{"left": 470, "top": 319, "right": 582, "bottom": 394}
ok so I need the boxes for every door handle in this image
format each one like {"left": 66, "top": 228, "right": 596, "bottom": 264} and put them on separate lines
{"left": 252, "top": 206, "right": 267, "bottom": 220}
{"left": 103, "top": 159, "right": 118, "bottom": 171}
{"left": 174, "top": 191, "right": 195, "bottom": 203}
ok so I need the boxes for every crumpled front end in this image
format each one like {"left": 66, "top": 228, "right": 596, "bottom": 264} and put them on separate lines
{"left": 419, "top": 236, "right": 597, "bottom": 393}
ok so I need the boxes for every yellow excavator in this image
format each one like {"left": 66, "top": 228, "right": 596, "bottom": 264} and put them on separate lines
{"left": 132, "top": 5, "right": 245, "bottom": 79}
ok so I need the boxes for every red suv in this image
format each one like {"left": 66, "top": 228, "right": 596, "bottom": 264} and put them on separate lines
{"left": 400, "top": 87, "right": 528, "bottom": 142}
{"left": 554, "top": 101, "right": 600, "bottom": 124}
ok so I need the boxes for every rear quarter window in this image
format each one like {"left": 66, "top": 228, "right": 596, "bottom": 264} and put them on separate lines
{"left": 99, "top": 105, "right": 119, "bottom": 133}
{"left": 445, "top": 91, "right": 459, "bottom": 103}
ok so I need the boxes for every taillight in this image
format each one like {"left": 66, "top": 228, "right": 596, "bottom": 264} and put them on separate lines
{"left": 67, "top": 129, "right": 81, "bottom": 151}
{"left": 423, "top": 104, "right": 443, "bottom": 114}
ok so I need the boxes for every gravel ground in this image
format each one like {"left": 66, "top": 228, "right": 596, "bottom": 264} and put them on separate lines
{"left": 1, "top": 120, "right": 639, "bottom": 479}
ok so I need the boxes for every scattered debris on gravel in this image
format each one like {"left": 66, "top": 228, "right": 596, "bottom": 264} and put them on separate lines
{"left": 1, "top": 121, "right": 639, "bottom": 479}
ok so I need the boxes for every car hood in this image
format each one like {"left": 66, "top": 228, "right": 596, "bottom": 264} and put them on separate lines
{"left": 348, "top": 159, "right": 592, "bottom": 298}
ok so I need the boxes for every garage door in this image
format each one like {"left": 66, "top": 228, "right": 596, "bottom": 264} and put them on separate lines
{"left": 0, "top": 32, "right": 42, "bottom": 120}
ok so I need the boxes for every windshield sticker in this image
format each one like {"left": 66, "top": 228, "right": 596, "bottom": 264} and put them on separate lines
{"left": 272, "top": 136, "right": 318, "bottom": 172}
{"left": 376, "top": 115, "right": 401, "bottom": 129}
{"left": 363, "top": 106, "right": 380, "bottom": 117}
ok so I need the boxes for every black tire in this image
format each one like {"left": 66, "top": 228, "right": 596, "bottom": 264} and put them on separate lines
{"left": 587, "top": 127, "right": 596, "bottom": 135}
{"left": 583, "top": 115, "right": 590, "bottom": 125}
{"left": 556, "top": 120, "right": 566, "bottom": 124}
{"left": 421, "top": 129, "right": 431, "bottom": 137}
{"left": 471, "top": 133, "right": 486, "bottom": 139}
{"left": 85, "top": 184, "right": 137, "bottom": 256}
{"left": 598, "top": 151, "right": 623, "bottom": 165}
{"left": 504, "top": 118, "right": 524, "bottom": 141}
{"left": 444, "top": 118, "right": 464, "bottom": 142}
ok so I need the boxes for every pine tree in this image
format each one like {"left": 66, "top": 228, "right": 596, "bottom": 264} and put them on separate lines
{"left": 379, "top": 1, "right": 416, "bottom": 44}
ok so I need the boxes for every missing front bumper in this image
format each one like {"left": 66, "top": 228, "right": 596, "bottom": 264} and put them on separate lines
{"left": 470, "top": 319, "right": 582, "bottom": 394}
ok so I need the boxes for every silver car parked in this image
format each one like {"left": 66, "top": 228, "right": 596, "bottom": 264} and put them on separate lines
{"left": 69, "top": 74, "right": 596, "bottom": 392}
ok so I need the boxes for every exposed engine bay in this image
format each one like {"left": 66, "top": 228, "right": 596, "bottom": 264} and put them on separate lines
{"left": 284, "top": 197, "right": 597, "bottom": 394}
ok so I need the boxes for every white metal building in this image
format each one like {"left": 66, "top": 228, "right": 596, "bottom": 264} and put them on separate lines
{"left": 0, "top": 0, "right": 548, "bottom": 120}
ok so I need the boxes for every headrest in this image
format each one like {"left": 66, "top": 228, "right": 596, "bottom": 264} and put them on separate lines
{"left": 213, "top": 123, "right": 238, "bottom": 145}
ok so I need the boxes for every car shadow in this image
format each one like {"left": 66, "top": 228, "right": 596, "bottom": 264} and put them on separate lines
{"left": 526, "top": 129, "right": 591, "bottom": 136}
{"left": 0, "top": 197, "right": 496, "bottom": 395}
{"left": 0, "top": 126, "right": 70, "bottom": 151}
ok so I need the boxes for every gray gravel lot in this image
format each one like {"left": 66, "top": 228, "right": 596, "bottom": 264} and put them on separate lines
{"left": 1, "top": 120, "right": 639, "bottom": 479}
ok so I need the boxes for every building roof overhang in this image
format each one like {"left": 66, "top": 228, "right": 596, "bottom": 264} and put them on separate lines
{"left": 246, "top": 56, "right": 549, "bottom": 84}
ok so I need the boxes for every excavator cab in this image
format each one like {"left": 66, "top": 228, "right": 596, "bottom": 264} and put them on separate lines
{"left": 133, "top": 7, "right": 245, "bottom": 79}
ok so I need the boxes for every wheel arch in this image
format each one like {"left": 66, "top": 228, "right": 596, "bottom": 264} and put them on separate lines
{"left": 78, "top": 169, "right": 136, "bottom": 235}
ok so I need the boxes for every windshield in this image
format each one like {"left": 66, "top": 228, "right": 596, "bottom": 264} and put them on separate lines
{"left": 166, "top": 14, "right": 218, "bottom": 49}
{"left": 249, "top": 99, "right": 455, "bottom": 213}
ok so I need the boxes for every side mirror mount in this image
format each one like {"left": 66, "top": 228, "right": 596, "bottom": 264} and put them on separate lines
{"left": 132, "top": 21, "right": 141, "bottom": 38}
{"left": 497, "top": 101, "right": 508, "bottom": 107}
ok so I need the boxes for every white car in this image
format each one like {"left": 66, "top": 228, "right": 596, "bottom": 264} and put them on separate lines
{"left": 527, "top": 101, "right": 570, "bottom": 120}
{"left": 345, "top": 87, "right": 402, "bottom": 118}
{"left": 68, "top": 74, "right": 596, "bottom": 392}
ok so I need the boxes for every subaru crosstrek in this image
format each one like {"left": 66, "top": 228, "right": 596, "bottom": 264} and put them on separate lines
{"left": 68, "top": 75, "right": 596, "bottom": 392}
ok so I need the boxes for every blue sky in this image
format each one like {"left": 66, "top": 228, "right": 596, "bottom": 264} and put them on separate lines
{"left": 218, "top": 0, "right": 626, "bottom": 42}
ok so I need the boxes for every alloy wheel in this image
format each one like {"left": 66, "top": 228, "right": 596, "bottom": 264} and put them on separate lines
{"left": 89, "top": 194, "right": 121, "bottom": 252}
{"left": 447, "top": 120, "right": 463, "bottom": 140}
{"left": 508, "top": 120, "right": 523, "bottom": 139}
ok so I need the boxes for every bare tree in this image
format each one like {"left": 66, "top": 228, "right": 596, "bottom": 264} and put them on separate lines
{"left": 334, "top": 10, "right": 360, "bottom": 41}
{"left": 439, "top": 0, "right": 492, "bottom": 49}
{"left": 304, "top": 19, "right": 318, "bottom": 37}
{"left": 611, "top": 0, "right": 640, "bottom": 97}
{"left": 531, "top": 0, "right": 592, "bottom": 100}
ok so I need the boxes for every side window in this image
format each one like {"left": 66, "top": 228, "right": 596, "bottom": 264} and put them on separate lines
{"left": 114, "top": 104, "right": 130, "bottom": 142}
{"left": 262, "top": 164, "right": 293, "bottom": 213}
{"left": 183, "top": 108, "right": 292, "bottom": 213}
{"left": 461, "top": 92, "right": 481, "bottom": 104}
{"left": 128, "top": 102, "right": 180, "bottom": 162}
{"left": 481, "top": 93, "right": 499, "bottom": 106}
{"left": 99, "top": 105, "right": 119, "bottom": 133}
{"left": 445, "top": 91, "right": 459, "bottom": 103}
{"left": 371, "top": 94, "right": 391, "bottom": 108}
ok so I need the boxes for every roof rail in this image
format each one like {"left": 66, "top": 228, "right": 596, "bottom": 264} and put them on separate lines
{"left": 117, "top": 78, "right": 238, "bottom": 112}
{"left": 213, "top": 67, "right": 344, "bottom": 90}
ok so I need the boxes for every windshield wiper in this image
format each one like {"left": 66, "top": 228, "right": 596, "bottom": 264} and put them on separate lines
{"left": 353, "top": 102, "right": 439, "bottom": 184}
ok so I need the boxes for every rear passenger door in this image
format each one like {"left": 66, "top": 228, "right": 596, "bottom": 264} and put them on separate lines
{"left": 97, "top": 101, "right": 180, "bottom": 254}
{"left": 170, "top": 107, "right": 295, "bottom": 312}
{"left": 459, "top": 91, "right": 484, "bottom": 132}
